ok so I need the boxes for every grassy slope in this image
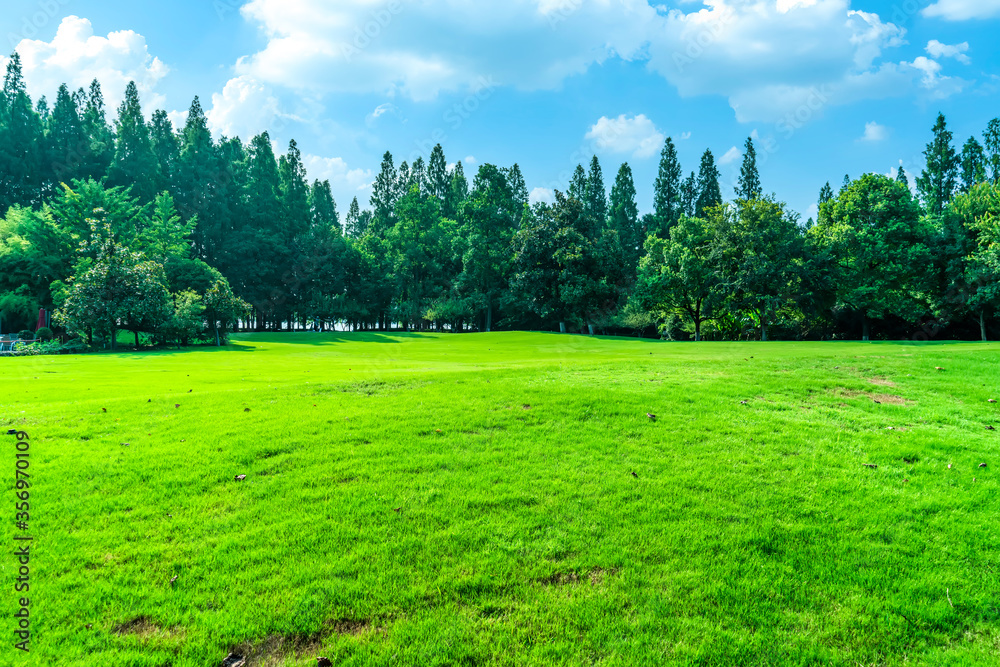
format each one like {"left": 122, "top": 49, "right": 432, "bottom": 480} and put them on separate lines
{"left": 2, "top": 332, "right": 999, "bottom": 666}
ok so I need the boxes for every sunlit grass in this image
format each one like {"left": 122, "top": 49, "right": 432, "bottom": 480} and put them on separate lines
{"left": 2, "top": 332, "right": 999, "bottom": 665}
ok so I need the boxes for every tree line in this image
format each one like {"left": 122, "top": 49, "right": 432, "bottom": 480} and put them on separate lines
{"left": 1, "top": 52, "right": 1000, "bottom": 346}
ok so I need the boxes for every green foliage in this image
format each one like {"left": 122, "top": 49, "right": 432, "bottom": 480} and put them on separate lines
{"left": 736, "top": 136, "right": 761, "bottom": 200}
{"left": 652, "top": 137, "right": 683, "bottom": 236}
{"left": 512, "top": 193, "right": 614, "bottom": 328}
{"left": 609, "top": 162, "right": 642, "bottom": 276}
{"left": 35, "top": 326, "right": 53, "bottom": 340}
{"left": 960, "top": 136, "right": 987, "bottom": 193}
{"left": 811, "top": 173, "right": 931, "bottom": 338}
{"left": 916, "top": 113, "right": 959, "bottom": 215}
{"left": 107, "top": 81, "right": 159, "bottom": 202}
{"left": 695, "top": 149, "right": 722, "bottom": 217}
{"left": 57, "top": 231, "right": 171, "bottom": 350}
{"left": 163, "top": 289, "right": 205, "bottom": 345}
{"left": 711, "top": 198, "right": 806, "bottom": 340}
{"left": 635, "top": 215, "right": 721, "bottom": 340}
{"left": 456, "top": 164, "right": 518, "bottom": 330}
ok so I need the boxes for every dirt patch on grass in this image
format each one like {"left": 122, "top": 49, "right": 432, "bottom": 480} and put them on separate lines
{"left": 328, "top": 618, "right": 371, "bottom": 636}
{"left": 835, "top": 389, "right": 912, "bottom": 405}
{"left": 226, "top": 618, "right": 375, "bottom": 667}
{"left": 538, "top": 567, "right": 619, "bottom": 587}
{"left": 113, "top": 616, "right": 185, "bottom": 641}
{"left": 869, "top": 377, "right": 896, "bottom": 387}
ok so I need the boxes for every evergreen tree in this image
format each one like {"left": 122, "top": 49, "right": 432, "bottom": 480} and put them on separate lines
{"left": 916, "top": 112, "right": 959, "bottom": 214}
{"left": 411, "top": 157, "right": 426, "bottom": 195}
{"left": 80, "top": 79, "right": 114, "bottom": 181}
{"left": 396, "top": 161, "right": 412, "bottom": 200}
{"left": 818, "top": 182, "right": 834, "bottom": 205}
{"left": 345, "top": 197, "right": 363, "bottom": 237}
{"left": 984, "top": 118, "right": 1000, "bottom": 183}
{"left": 457, "top": 164, "right": 518, "bottom": 331}
{"left": 0, "top": 53, "right": 46, "bottom": 211}
{"left": 960, "top": 136, "right": 987, "bottom": 192}
{"left": 175, "top": 97, "right": 227, "bottom": 262}
{"left": 149, "top": 109, "right": 180, "bottom": 194}
{"left": 652, "top": 137, "right": 683, "bottom": 235}
{"left": 896, "top": 167, "right": 910, "bottom": 191}
{"left": 35, "top": 97, "right": 49, "bottom": 124}
{"left": 736, "top": 137, "right": 761, "bottom": 200}
{"left": 428, "top": 144, "right": 449, "bottom": 202}
{"left": 236, "top": 132, "right": 284, "bottom": 325}
{"left": 45, "top": 83, "right": 87, "bottom": 188}
{"left": 445, "top": 161, "right": 468, "bottom": 219}
{"left": 609, "top": 162, "right": 641, "bottom": 273}
{"left": 309, "top": 179, "right": 339, "bottom": 232}
{"left": 695, "top": 149, "right": 722, "bottom": 217}
{"left": 680, "top": 172, "right": 697, "bottom": 218}
{"left": 505, "top": 163, "right": 529, "bottom": 221}
{"left": 107, "top": 81, "right": 159, "bottom": 202}
{"left": 369, "top": 151, "right": 397, "bottom": 234}
{"left": 278, "top": 139, "right": 310, "bottom": 232}
{"left": 568, "top": 164, "right": 587, "bottom": 203}
{"left": 585, "top": 155, "right": 608, "bottom": 225}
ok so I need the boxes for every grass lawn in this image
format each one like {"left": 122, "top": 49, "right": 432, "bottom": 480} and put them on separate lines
{"left": 2, "top": 332, "right": 999, "bottom": 666}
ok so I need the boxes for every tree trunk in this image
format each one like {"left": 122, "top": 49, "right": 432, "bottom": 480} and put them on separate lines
{"left": 862, "top": 316, "right": 870, "bottom": 342}
{"left": 134, "top": 331, "right": 140, "bottom": 349}
{"left": 559, "top": 321, "right": 566, "bottom": 334}
{"left": 486, "top": 303, "right": 493, "bottom": 333}
{"left": 215, "top": 322, "right": 221, "bottom": 347}
{"left": 588, "top": 324, "right": 595, "bottom": 336}
{"left": 110, "top": 328, "right": 117, "bottom": 351}
{"left": 981, "top": 309, "right": 988, "bottom": 342}
{"left": 760, "top": 321, "right": 768, "bottom": 342}
{"left": 695, "top": 319, "right": 701, "bottom": 342}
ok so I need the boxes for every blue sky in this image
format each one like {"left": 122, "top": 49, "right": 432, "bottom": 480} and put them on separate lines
{"left": 2, "top": 0, "right": 999, "bottom": 220}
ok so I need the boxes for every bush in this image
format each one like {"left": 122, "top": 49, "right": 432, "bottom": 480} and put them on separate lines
{"left": 35, "top": 327, "right": 53, "bottom": 341}
{"left": 18, "top": 329, "right": 34, "bottom": 341}
{"left": 59, "top": 338, "right": 90, "bottom": 354}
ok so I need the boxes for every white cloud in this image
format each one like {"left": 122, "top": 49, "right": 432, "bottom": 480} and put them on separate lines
{"left": 206, "top": 75, "right": 288, "bottom": 138}
{"left": 236, "top": 0, "right": 657, "bottom": 101}
{"left": 302, "top": 153, "right": 373, "bottom": 207}
{"left": 585, "top": 114, "right": 664, "bottom": 159}
{"left": 464, "top": 156, "right": 476, "bottom": 165}
{"left": 529, "top": 186, "right": 555, "bottom": 205}
{"left": 676, "top": 131, "right": 692, "bottom": 141}
{"left": 229, "top": 0, "right": 958, "bottom": 125}
{"left": 719, "top": 146, "right": 741, "bottom": 165}
{"left": 644, "top": 0, "right": 915, "bottom": 122}
{"left": 923, "top": 0, "right": 1000, "bottom": 21}
{"left": 365, "top": 102, "right": 399, "bottom": 126}
{"left": 167, "top": 109, "right": 189, "bottom": 129}
{"left": 860, "top": 121, "right": 888, "bottom": 142}
{"left": 2, "top": 16, "right": 168, "bottom": 111}
{"left": 926, "top": 40, "right": 970, "bottom": 64}
{"left": 904, "top": 56, "right": 965, "bottom": 98}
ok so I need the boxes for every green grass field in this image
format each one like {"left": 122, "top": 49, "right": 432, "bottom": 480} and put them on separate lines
{"left": 2, "top": 332, "right": 999, "bottom": 666}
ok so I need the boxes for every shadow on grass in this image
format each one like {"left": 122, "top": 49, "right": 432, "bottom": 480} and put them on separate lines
{"left": 230, "top": 331, "right": 442, "bottom": 346}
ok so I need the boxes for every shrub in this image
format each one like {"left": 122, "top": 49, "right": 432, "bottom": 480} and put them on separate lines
{"left": 35, "top": 327, "right": 53, "bottom": 341}
{"left": 18, "top": 329, "right": 34, "bottom": 341}
{"left": 60, "top": 339, "right": 90, "bottom": 354}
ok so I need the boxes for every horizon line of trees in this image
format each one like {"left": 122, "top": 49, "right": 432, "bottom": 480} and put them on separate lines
{"left": 2, "top": 52, "right": 1000, "bottom": 346}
